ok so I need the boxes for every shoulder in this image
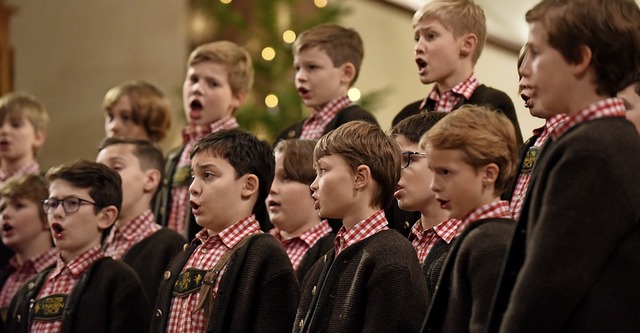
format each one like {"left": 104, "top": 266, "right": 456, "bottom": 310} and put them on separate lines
{"left": 360, "top": 230, "right": 417, "bottom": 258}
{"left": 458, "top": 219, "right": 515, "bottom": 251}
{"left": 276, "top": 121, "right": 304, "bottom": 142}
{"left": 470, "top": 85, "right": 514, "bottom": 109}
{"left": 149, "top": 228, "right": 187, "bottom": 245}
{"left": 392, "top": 100, "right": 423, "bottom": 126}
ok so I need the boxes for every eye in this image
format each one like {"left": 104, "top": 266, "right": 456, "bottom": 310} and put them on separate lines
{"left": 206, "top": 79, "right": 219, "bottom": 88}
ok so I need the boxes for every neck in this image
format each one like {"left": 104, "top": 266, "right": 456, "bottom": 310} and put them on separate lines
{"left": 341, "top": 205, "right": 379, "bottom": 230}
{"left": 116, "top": 200, "right": 151, "bottom": 228}
{"left": 436, "top": 67, "right": 472, "bottom": 92}
{"left": 279, "top": 216, "right": 322, "bottom": 241}
{"left": 420, "top": 200, "right": 450, "bottom": 230}
{"left": 1, "top": 156, "right": 34, "bottom": 175}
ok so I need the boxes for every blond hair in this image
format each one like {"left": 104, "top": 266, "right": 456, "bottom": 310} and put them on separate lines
{"left": 187, "top": 41, "right": 254, "bottom": 96}
{"left": 413, "top": 0, "right": 486, "bottom": 64}
{"left": 420, "top": 105, "right": 517, "bottom": 195}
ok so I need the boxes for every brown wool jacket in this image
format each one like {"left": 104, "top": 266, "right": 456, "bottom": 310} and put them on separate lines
{"left": 294, "top": 229, "right": 428, "bottom": 333}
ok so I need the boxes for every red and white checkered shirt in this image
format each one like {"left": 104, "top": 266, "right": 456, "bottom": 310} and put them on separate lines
{"left": 103, "top": 209, "right": 162, "bottom": 260}
{"left": 510, "top": 114, "right": 568, "bottom": 219}
{"left": 409, "top": 218, "right": 461, "bottom": 263}
{"left": 334, "top": 210, "right": 388, "bottom": 256}
{"left": 166, "top": 215, "right": 261, "bottom": 333}
{"left": 299, "top": 96, "right": 352, "bottom": 139}
{"left": 420, "top": 74, "right": 480, "bottom": 112}
{"left": 0, "top": 247, "right": 58, "bottom": 309}
{"left": 269, "top": 220, "right": 332, "bottom": 270}
{"left": 167, "top": 116, "right": 239, "bottom": 236}
{"left": 30, "top": 246, "right": 104, "bottom": 333}
{"left": 457, "top": 200, "right": 511, "bottom": 236}
{"left": 0, "top": 160, "right": 40, "bottom": 187}
{"left": 553, "top": 97, "right": 626, "bottom": 139}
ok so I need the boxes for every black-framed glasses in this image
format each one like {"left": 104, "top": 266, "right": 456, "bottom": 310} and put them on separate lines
{"left": 41, "top": 197, "right": 98, "bottom": 215}
{"left": 401, "top": 151, "right": 427, "bottom": 169}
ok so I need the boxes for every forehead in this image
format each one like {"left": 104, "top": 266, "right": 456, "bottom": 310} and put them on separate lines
{"left": 395, "top": 135, "right": 419, "bottom": 150}
{"left": 48, "top": 179, "right": 90, "bottom": 197}
{"left": 414, "top": 18, "right": 449, "bottom": 32}
{"left": 192, "top": 151, "right": 231, "bottom": 169}
{"left": 425, "top": 146, "right": 465, "bottom": 164}
{"left": 187, "top": 61, "right": 229, "bottom": 78}
{"left": 294, "top": 46, "right": 331, "bottom": 62}
{"left": 97, "top": 144, "right": 138, "bottom": 163}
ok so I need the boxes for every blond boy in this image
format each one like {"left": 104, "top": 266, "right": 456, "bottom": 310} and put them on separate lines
{"left": 158, "top": 41, "right": 254, "bottom": 240}
{"left": 393, "top": 0, "right": 522, "bottom": 145}
{"left": 420, "top": 105, "right": 516, "bottom": 333}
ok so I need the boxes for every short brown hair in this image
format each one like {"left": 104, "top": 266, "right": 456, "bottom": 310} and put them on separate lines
{"left": 187, "top": 41, "right": 254, "bottom": 96}
{"left": 0, "top": 174, "right": 49, "bottom": 226}
{"left": 98, "top": 136, "right": 165, "bottom": 181}
{"left": 526, "top": 0, "right": 640, "bottom": 96}
{"left": 293, "top": 23, "right": 364, "bottom": 84}
{"left": 420, "top": 105, "right": 517, "bottom": 195}
{"left": 274, "top": 139, "right": 317, "bottom": 186}
{"left": 413, "top": 0, "right": 487, "bottom": 64}
{"left": 102, "top": 81, "right": 172, "bottom": 143}
{"left": 314, "top": 121, "right": 400, "bottom": 210}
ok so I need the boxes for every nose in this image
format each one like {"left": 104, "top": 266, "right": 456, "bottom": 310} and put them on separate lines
{"left": 310, "top": 175, "right": 319, "bottom": 192}
{"left": 106, "top": 118, "right": 120, "bottom": 136}
{"left": 189, "top": 179, "right": 200, "bottom": 197}
{"left": 295, "top": 69, "right": 306, "bottom": 83}
{"left": 430, "top": 176, "right": 440, "bottom": 193}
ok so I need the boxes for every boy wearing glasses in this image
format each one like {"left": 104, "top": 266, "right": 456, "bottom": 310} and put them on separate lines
{"left": 5, "top": 160, "right": 149, "bottom": 333}
{"left": 389, "top": 112, "right": 460, "bottom": 300}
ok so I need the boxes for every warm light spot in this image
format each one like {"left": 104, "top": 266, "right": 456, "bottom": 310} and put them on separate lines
{"left": 282, "top": 30, "right": 296, "bottom": 44}
{"left": 314, "top": 0, "right": 327, "bottom": 8}
{"left": 262, "top": 47, "right": 276, "bottom": 61}
{"left": 265, "top": 94, "right": 279, "bottom": 108}
{"left": 220, "top": 0, "right": 232, "bottom": 4}
{"left": 348, "top": 87, "right": 361, "bottom": 102}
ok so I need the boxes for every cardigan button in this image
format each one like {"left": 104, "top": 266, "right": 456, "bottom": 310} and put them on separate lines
{"left": 27, "top": 282, "right": 35, "bottom": 290}
{"left": 323, "top": 255, "right": 327, "bottom": 263}
{"left": 163, "top": 271, "right": 171, "bottom": 280}
{"left": 312, "top": 285, "right": 317, "bottom": 296}
{"left": 155, "top": 309, "right": 162, "bottom": 317}
{"left": 183, "top": 243, "right": 189, "bottom": 251}
{"left": 16, "top": 314, "right": 21, "bottom": 323}
{"left": 299, "top": 319, "right": 304, "bottom": 328}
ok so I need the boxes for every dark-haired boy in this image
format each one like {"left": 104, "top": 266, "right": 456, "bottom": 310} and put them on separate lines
{"left": 151, "top": 129, "right": 298, "bottom": 333}
{"left": 6, "top": 160, "right": 148, "bottom": 333}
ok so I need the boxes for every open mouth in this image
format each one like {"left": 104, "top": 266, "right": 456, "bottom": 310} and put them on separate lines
{"left": 2, "top": 223, "right": 13, "bottom": 232}
{"left": 521, "top": 93, "right": 532, "bottom": 108}
{"left": 416, "top": 58, "right": 428, "bottom": 70}
{"left": 436, "top": 198, "right": 450, "bottom": 210}
{"left": 297, "top": 87, "right": 309, "bottom": 95}
{"left": 189, "top": 99, "right": 203, "bottom": 111}
{"left": 51, "top": 222, "right": 64, "bottom": 239}
{"left": 267, "top": 200, "right": 280, "bottom": 210}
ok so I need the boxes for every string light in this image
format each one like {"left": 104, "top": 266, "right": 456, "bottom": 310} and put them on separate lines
{"left": 220, "top": 0, "right": 232, "bottom": 4}
{"left": 261, "top": 47, "right": 276, "bottom": 61}
{"left": 265, "top": 94, "right": 279, "bottom": 108}
{"left": 314, "top": 0, "right": 327, "bottom": 8}
{"left": 282, "top": 30, "right": 296, "bottom": 44}
{"left": 348, "top": 87, "right": 361, "bottom": 102}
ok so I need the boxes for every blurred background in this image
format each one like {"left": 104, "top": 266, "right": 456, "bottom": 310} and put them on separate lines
{"left": 2, "top": 0, "right": 541, "bottom": 171}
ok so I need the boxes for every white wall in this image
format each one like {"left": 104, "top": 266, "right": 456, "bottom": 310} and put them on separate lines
{"left": 8, "top": 0, "right": 188, "bottom": 171}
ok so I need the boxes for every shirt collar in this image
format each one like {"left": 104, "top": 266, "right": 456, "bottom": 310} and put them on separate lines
{"left": 194, "top": 214, "right": 261, "bottom": 249}
{"left": 181, "top": 116, "right": 239, "bottom": 144}
{"left": 552, "top": 97, "right": 626, "bottom": 139}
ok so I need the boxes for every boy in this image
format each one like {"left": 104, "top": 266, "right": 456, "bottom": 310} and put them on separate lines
{"left": 266, "top": 139, "right": 334, "bottom": 282}
{"left": 150, "top": 129, "right": 299, "bottom": 333}
{"left": 294, "top": 121, "right": 427, "bottom": 332}
{"left": 0, "top": 92, "right": 48, "bottom": 282}
{"left": 0, "top": 92, "right": 48, "bottom": 187}
{"left": 392, "top": 0, "right": 523, "bottom": 146}
{"left": 419, "top": 105, "right": 516, "bottom": 333}
{"left": 157, "top": 41, "right": 254, "bottom": 240}
{"left": 487, "top": 1, "right": 640, "bottom": 332}
{"left": 103, "top": 80, "right": 172, "bottom": 143}
{"left": 389, "top": 112, "right": 460, "bottom": 299}
{"left": 275, "top": 23, "right": 378, "bottom": 143}
{"left": 0, "top": 175, "right": 57, "bottom": 319}
{"left": 5, "top": 160, "right": 149, "bottom": 332}
{"left": 618, "top": 71, "right": 640, "bottom": 132}
{"left": 504, "top": 45, "right": 567, "bottom": 219}
{"left": 96, "top": 137, "right": 185, "bottom": 310}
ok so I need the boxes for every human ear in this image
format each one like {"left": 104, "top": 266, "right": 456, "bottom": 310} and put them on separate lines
{"left": 572, "top": 45, "right": 592, "bottom": 77}
{"left": 97, "top": 205, "right": 118, "bottom": 230}
{"left": 340, "top": 62, "right": 356, "bottom": 86}
{"left": 33, "top": 129, "right": 46, "bottom": 149}
{"left": 481, "top": 163, "right": 499, "bottom": 187}
{"left": 353, "top": 165, "right": 371, "bottom": 190}
{"left": 143, "top": 169, "right": 162, "bottom": 194}
{"left": 241, "top": 174, "right": 259, "bottom": 199}
{"left": 230, "top": 90, "right": 247, "bottom": 111}
{"left": 459, "top": 33, "right": 478, "bottom": 58}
